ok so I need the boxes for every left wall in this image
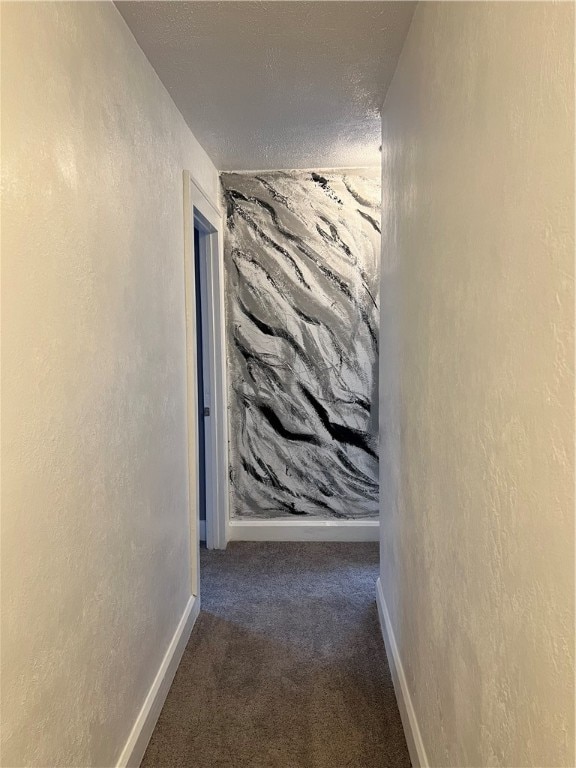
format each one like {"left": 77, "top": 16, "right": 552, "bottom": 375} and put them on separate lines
{"left": 1, "top": 3, "right": 218, "bottom": 765}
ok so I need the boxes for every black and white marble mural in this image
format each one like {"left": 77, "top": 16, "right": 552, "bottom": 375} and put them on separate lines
{"left": 221, "top": 169, "right": 380, "bottom": 519}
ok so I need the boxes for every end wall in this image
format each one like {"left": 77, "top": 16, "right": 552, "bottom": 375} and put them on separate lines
{"left": 378, "top": 2, "right": 574, "bottom": 766}
{"left": 1, "top": 3, "right": 218, "bottom": 765}
{"left": 221, "top": 169, "right": 381, "bottom": 522}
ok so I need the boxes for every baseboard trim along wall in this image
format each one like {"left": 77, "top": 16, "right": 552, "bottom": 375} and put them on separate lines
{"left": 116, "top": 594, "right": 201, "bottom": 768}
{"left": 228, "top": 519, "right": 379, "bottom": 542}
{"left": 375, "top": 577, "right": 429, "bottom": 768}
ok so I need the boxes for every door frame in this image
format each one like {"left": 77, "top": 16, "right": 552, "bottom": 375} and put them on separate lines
{"left": 183, "top": 172, "right": 229, "bottom": 587}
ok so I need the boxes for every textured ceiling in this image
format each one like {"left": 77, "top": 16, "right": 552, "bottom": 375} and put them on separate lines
{"left": 116, "top": 1, "right": 416, "bottom": 170}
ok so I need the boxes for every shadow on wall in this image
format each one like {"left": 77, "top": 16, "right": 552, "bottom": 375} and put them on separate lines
{"left": 221, "top": 169, "right": 381, "bottom": 521}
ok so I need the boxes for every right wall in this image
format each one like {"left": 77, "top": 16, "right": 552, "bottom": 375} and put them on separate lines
{"left": 378, "top": 3, "right": 574, "bottom": 766}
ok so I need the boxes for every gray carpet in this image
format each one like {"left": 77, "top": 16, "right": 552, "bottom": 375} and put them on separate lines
{"left": 141, "top": 542, "right": 411, "bottom": 768}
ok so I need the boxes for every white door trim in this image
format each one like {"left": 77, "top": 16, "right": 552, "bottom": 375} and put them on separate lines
{"left": 183, "top": 173, "right": 229, "bottom": 571}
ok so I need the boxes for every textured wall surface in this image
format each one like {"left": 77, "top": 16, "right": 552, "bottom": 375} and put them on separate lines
{"left": 1, "top": 2, "right": 218, "bottom": 766}
{"left": 379, "top": 3, "right": 574, "bottom": 766}
{"left": 222, "top": 170, "right": 381, "bottom": 519}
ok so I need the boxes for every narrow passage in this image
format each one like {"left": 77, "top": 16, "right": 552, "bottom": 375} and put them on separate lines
{"left": 142, "top": 542, "right": 410, "bottom": 768}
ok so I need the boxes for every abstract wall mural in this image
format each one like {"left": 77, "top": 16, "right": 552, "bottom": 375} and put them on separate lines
{"left": 221, "top": 169, "right": 381, "bottom": 520}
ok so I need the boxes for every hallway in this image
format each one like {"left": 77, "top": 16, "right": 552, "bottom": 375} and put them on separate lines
{"left": 141, "top": 543, "right": 410, "bottom": 768}
{"left": 2, "top": 2, "right": 574, "bottom": 766}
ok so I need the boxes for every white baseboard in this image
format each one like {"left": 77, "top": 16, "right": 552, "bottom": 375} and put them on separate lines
{"left": 228, "top": 519, "right": 379, "bottom": 542}
{"left": 116, "top": 594, "right": 201, "bottom": 768}
{"left": 375, "top": 577, "right": 429, "bottom": 768}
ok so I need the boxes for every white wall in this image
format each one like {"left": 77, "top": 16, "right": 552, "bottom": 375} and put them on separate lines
{"left": 1, "top": 2, "right": 218, "bottom": 766}
{"left": 378, "top": 2, "right": 574, "bottom": 766}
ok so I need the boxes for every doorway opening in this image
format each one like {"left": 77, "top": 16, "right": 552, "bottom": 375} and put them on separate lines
{"left": 194, "top": 224, "right": 208, "bottom": 544}
{"left": 184, "top": 172, "right": 229, "bottom": 597}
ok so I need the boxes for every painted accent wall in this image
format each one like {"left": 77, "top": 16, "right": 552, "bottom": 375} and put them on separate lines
{"left": 378, "top": 2, "right": 574, "bottom": 766}
{"left": 221, "top": 170, "right": 381, "bottom": 520}
{"left": 1, "top": 3, "right": 218, "bottom": 766}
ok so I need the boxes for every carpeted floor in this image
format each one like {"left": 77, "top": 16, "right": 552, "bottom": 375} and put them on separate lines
{"left": 141, "top": 542, "right": 411, "bottom": 768}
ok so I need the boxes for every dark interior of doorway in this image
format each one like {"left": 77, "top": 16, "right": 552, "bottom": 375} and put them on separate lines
{"left": 194, "top": 225, "right": 207, "bottom": 541}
